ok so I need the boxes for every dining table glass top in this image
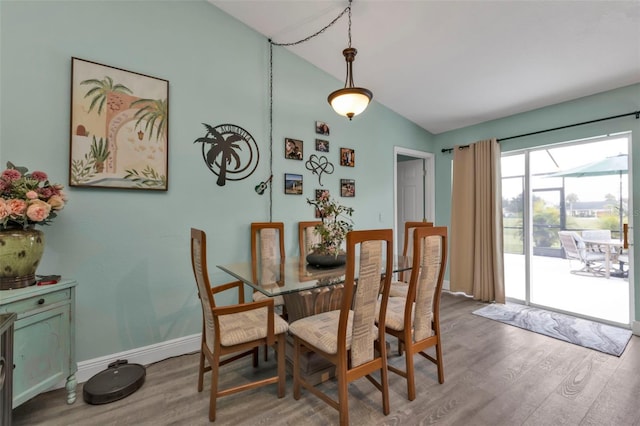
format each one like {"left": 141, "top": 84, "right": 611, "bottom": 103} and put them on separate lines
{"left": 217, "top": 256, "right": 412, "bottom": 296}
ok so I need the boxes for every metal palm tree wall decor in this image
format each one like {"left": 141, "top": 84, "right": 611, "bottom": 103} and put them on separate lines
{"left": 193, "top": 123, "right": 260, "bottom": 186}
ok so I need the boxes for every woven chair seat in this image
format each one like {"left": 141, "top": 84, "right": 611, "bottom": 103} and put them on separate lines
{"left": 290, "top": 310, "right": 351, "bottom": 354}
{"left": 378, "top": 297, "right": 413, "bottom": 331}
{"left": 219, "top": 308, "right": 289, "bottom": 347}
{"left": 289, "top": 310, "right": 377, "bottom": 355}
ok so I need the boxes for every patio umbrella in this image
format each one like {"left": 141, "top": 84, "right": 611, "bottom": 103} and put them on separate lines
{"left": 548, "top": 154, "right": 628, "bottom": 237}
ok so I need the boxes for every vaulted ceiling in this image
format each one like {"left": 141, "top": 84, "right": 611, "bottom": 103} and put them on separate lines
{"left": 209, "top": 1, "right": 640, "bottom": 134}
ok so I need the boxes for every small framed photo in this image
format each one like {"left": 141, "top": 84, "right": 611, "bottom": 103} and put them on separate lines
{"left": 340, "top": 148, "right": 355, "bottom": 167}
{"left": 315, "top": 189, "right": 329, "bottom": 217}
{"left": 315, "top": 139, "right": 329, "bottom": 152}
{"left": 285, "top": 138, "right": 303, "bottom": 160}
{"left": 341, "top": 179, "right": 355, "bottom": 197}
{"left": 315, "top": 121, "right": 330, "bottom": 135}
{"left": 284, "top": 173, "right": 303, "bottom": 195}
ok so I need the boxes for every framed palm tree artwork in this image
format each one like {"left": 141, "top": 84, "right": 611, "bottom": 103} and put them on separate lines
{"left": 70, "top": 57, "right": 169, "bottom": 190}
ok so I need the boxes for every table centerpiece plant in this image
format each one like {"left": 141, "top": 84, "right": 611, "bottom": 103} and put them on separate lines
{"left": 306, "top": 191, "right": 353, "bottom": 266}
{"left": 0, "top": 161, "right": 66, "bottom": 289}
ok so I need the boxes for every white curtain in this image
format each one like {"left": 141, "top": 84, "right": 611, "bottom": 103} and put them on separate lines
{"left": 450, "top": 139, "right": 505, "bottom": 303}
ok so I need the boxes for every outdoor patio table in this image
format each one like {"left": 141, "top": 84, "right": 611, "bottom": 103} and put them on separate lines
{"left": 582, "top": 238, "right": 624, "bottom": 279}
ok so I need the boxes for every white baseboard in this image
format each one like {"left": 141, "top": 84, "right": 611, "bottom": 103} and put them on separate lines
{"left": 54, "top": 333, "right": 201, "bottom": 390}
{"left": 633, "top": 321, "right": 640, "bottom": 336}
{"left": 443, "top": 279, "right": 450, "bottom": 291}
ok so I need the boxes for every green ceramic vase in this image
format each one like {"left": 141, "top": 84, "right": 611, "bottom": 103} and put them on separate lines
{"left": 0, "top": 227, "right": 45, "bottom": 290}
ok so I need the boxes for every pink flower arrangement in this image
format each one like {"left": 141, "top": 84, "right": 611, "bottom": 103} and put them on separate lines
{"left": 0, "top": 162, "right": 66, "bottom": 229}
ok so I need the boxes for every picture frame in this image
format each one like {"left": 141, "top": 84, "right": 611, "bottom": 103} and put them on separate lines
{"left": 341, "top": 179, "right": 355, "bottom": 197}
{"left": 315, "top": 189, "right": 329, "bottom": 217}
{"left": 315, "top": 139, "right": 329, "bottom": 152}
{"left": 315, "top": 121, "right": 330, "bottom": 135}
{"left": 284, "top": 173, "right": 303, "bottom": 195}
{"left": 69, "top": 57, "right": 169, "bottom": 190}
{"left": 340, "top": 148, "right": 355, "bottom": 167}
{"left": 285, "top": 138, "right": 304, "bottom": 160}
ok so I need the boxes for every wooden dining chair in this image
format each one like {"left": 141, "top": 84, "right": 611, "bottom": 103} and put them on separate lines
{"left": 390, "top": 220, "right": 434, "bottom": 297}
{"left": 298, "top": 220, "right": 322, "bottom": 258}
{"left": 380, "top": 226, "right": 447, "bottom": 401}
{"left": 250, "top": 222, "right": 287, "bottom": 359}
{"left": 250, "top": 222, "right": 286, "bottom": 304}
{"left": 289, "top": 229, "right": 393, "bottom": 426}
{"left": 190, "top": 228, "right": 288, "bottom": 422}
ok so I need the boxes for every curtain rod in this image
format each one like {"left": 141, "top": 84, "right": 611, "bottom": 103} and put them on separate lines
{"left": 440, "top": 110, "right": 640, "bottom": 154}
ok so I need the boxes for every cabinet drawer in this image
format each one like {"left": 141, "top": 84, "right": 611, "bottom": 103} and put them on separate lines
{"left": 0, "top": 289, "right": 71, "bottom": 316}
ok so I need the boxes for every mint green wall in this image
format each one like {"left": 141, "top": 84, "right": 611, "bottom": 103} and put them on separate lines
{"left": 433, "top": 84, "right": 640, "bottom": 322}
{"left": 0, "top": 0, "right": 433, "bottom": 361}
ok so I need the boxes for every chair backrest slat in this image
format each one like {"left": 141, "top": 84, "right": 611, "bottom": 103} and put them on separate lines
{"left": 405, "top": 226, "right": 447, "bottom": 342}
{"left": 251, "top": 222, "right": 285, "bottom": 285}
{"left": 298, "top": 221, "right": 322, "bottom": 258}
{"left": 191, "top": 228, "right": 217, "bottom": 351}
{"left": 351, "top": 240, "right": 383, "bottom": 366}
{"left": 341, "top": 229, "right": 393, "bottom": 367}
{"left": 399, "top": 221, "right": 433, "bottom": 282}
{"left": 558, "top": 231, "right": 583, "bottom": 261}
{"left": 403, "top": 221, "right": 434, "bottom": 257}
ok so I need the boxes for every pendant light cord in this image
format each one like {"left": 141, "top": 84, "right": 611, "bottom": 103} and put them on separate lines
{"left": 269, "top": 41, "right": 274, "bottom": 222}
{"left": 347, "top": 2, "right": 352, "bottom": 48}
{"left": 270, "top": 4, "right": 350, "bottom": 48}
{"left": 267, "top": 3, "right": 351, "bottom": 221}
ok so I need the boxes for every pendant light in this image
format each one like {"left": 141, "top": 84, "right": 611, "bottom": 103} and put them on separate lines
{"left": 327, "top": 1, "right": 373, "bottom": 120}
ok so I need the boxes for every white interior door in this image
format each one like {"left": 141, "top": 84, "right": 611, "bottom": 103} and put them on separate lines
{"left": 394, "top": 147, "right": 435, "bottom": 255}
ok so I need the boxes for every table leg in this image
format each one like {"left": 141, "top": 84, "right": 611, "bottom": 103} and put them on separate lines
{"left": 283, "top": 284, "right": 344, "bottom": 323}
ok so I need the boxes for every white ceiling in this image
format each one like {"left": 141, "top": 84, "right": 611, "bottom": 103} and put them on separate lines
{"left": 209, "top": 1, "right": 640, "bottom": 134}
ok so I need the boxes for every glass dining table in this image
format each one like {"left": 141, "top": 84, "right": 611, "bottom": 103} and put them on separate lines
{"left": 218, "top": 255, "right": 411, "bottom": 384}
{"left": 217, "top": 256, "right": 412, "bottom": 322}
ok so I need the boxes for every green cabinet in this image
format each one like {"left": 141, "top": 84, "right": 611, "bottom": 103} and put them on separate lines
{"left": 0, "top": 280, "right": 77, "bottom": 408}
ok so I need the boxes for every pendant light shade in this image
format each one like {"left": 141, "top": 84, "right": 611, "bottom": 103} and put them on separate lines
{"left": 328, "top": 88, "right": 372, "bottom": 119}
{"left": 328, "top": 3, "right": 373, "bottom": 120}
{"left": 328, "top": 48, "right": 372, "bottom": 120}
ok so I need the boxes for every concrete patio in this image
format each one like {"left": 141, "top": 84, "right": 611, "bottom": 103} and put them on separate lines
{"left": 503, "top": 253, "right": 630, "bottom": 326}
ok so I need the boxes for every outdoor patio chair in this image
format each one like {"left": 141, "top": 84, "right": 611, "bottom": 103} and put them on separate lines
{"left": 558, "top": 231, "right": 606, "bottom": 276}
{"left": 581, "top": 230, "right": 616, "bottom": 253}
{"left": 616, "top": 252, "right": 629, "bottom": 277}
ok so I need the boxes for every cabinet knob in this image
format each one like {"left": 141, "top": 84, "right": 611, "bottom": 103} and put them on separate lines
{"left": 38, "top": 298, "right": 45, "bottom": 305}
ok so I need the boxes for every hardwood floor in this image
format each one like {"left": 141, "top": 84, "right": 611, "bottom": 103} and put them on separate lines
{"left": 12, "top": 292, "right": 640, "bottom": 425}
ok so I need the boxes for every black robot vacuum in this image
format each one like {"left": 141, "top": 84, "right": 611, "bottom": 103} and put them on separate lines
{"left": 83, "top": 359, "right": 146, "bottom": 405}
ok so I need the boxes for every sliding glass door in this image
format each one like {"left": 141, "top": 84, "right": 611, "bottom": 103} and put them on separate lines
{"left": 502, "top": 135, "right": 632, "bottom": 326}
